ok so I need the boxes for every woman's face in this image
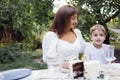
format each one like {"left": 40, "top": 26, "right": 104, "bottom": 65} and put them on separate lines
{"left": 69, "top": 14, "right": 78, "bottom": 30}
{"left": 90, "top": 29, "right": 106, "bottom": 47}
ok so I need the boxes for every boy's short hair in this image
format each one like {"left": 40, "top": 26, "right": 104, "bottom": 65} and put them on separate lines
{"left": 90, "top": 24, "right": 106, "bottom": 35}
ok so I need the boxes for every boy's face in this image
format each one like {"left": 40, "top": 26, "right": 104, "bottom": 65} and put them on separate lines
{"left": 90, "top": 29, "right": 106, "bottom": 46}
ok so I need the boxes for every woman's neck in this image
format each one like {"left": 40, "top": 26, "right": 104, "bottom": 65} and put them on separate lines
{"left": 58, "top": 28, "right": 74, "bottom": 38}
{"left": 63, "top": 28, "right": 74, "bottom": 34}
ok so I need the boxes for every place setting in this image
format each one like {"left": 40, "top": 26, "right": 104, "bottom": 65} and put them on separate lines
{"left": 11, "top": 59, "right": 120, "bottom": 80}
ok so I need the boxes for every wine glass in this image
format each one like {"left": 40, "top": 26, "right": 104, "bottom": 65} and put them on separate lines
{"left": 104, "top": 45, "right": 116, "bottom": 73}
{"left": 0, "top": 73, "right": 4, "bottom": 80}
{"left": 105, "top": 45, "right": 115, "bottom": 64}
{"left": 48, "top": 56, "right": 63, "bottom": 79}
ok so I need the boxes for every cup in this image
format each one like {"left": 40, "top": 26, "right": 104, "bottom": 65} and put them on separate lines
{"left": 84, "top": 61, "right": 101, "bottom": 80}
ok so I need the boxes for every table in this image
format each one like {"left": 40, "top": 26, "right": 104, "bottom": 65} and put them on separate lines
{"left": 20, "top": 69, "right": 72, "bottom": 80}
{"left": 102, "top": 63, "right": 120, "bottom": 80}
{"left": 21, "top": 63, "right": 120, "bottom": 80}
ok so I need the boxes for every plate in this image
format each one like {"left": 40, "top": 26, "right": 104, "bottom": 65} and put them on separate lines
{"left": 2, "top": 68, "right": 32, "bottom": 80}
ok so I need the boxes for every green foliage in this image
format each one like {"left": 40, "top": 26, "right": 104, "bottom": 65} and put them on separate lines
{"left": 111, "top": 42, "right": 120, "bottom": 50}
{"left": 0, "top": 50, "right": 47, "bottom": 71}
{"left": 0, "top": 44, "right": 22, "bottom": 63}
{"left": 107, "top": 14, "right": 120, "bottom": 29}
{"left": 72, "top": 0, "right": 120, "bottom": 42}
{"left": 77, "top": 11, "right": 95, "bottom": 41}
{"left": 0, "top": 0, "right": 54, "bottom": 50}
{"left": 31, "top": 49, "right": 43, "bottom": 59}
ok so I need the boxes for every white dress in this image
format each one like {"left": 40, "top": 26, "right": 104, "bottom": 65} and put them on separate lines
{"left": 84, "top": 44, "right": 116, "bottom": 64}
{"left": 42, "top": 28, "right": 87, "bottom": 68}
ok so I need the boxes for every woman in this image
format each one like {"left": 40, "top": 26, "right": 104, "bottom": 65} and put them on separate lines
{"left": 42, "top": 5, "right": 87, "bottom": 69}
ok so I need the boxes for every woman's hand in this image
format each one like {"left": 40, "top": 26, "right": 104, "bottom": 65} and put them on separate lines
{"left": 62, "top": 62, "right": 69, "bottom": 69}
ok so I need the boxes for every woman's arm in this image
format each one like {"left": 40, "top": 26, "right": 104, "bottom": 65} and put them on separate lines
{"left": 42, "top": 32, "right": 58, "bottom": 67}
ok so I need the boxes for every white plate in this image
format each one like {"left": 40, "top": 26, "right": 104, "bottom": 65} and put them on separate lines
{"left": 2, "top": 68, "right": 32, "bottom": 80}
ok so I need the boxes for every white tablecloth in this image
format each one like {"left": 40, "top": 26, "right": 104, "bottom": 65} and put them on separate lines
{"left": 102, "top": 63, "right": 120, "bottom": 80}
{"left": 20, "top": 69, "right": 72, "bottom": 80}
{"left": 21, "top": 63, "right": 120, "bottom": 80}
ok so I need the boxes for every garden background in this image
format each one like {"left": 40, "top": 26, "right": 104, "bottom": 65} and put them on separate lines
{"left": 0, "top": 0, "right": 120, "bottom": 71}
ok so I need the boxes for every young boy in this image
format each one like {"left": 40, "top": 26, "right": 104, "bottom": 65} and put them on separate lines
{"left": 84, "top": 24, "right": 116, "bottom": 64}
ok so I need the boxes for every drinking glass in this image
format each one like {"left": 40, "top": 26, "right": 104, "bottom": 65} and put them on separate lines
{"left": 105, "top": 45, "right": 115, "bottom": 64}
{"left": 0, "top": 73, "right": 4, "bottom": 80}
{"left": 104, "top": 45, "right": 116, "bottom": 73}
{"left": 48, "top": 57, "right": 62, "bottom": 79}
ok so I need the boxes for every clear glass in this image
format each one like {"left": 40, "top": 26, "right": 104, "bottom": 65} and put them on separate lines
{"left": 0, "top": 73, "right": 4, "bottom": 80}
{"left": 105, "top": 45, "right": 115, "bottom": 64}
{"left": 48, "top": 57, "right": 63, "bottom": 79}
{"left": 104, "top": 45, "right": 116, "bottom": 73}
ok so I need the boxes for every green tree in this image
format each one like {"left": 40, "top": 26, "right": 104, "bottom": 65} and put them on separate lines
{"left": 0, "top": 0, "right": 54, "bottom": 49}
{"left": 71, "top": 0, "right": 120, "bottom": 44}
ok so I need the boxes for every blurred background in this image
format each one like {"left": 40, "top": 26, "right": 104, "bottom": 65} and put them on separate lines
{"left": 0, "top": 0, "right": 120, "bottom": 71}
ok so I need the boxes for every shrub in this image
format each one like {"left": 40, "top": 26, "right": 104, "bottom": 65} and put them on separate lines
{"left": 0, "top": 44, "right": 22, "bottom": 63}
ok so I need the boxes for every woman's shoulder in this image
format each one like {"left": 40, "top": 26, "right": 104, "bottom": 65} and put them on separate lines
{"left": 44, "top": 31, "right": 57, "bottom": 36}
{"left": 74, "top": 28, "right": 81, "bottom": 33}
{"left": 43, "top": 31, "right": 58, "bottom": 39}
{"left": 74, "top": 28, "right": 82, "bottom": 36}
{"left": 85, "top": 43, "right": 93, "bottom": 49}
